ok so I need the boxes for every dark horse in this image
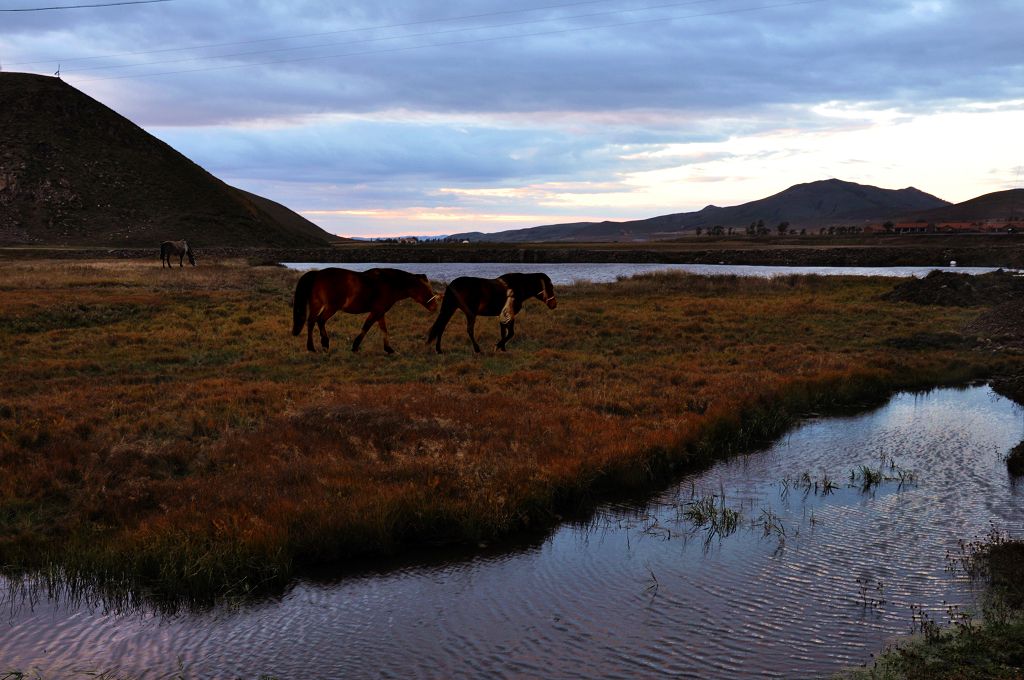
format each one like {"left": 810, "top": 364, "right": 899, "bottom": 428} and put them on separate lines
{"left": 160, "top": 240, "right": 196, "bottom": 267}
{"left": 292, "top": 267, "right": 440, "bottom": 353}
{"left": 427, "top": 272, "right": 557, "bottom": 353}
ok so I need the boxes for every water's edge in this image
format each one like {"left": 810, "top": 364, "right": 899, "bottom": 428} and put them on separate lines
{"left": 3, "top": 383, "right": 1022, "bottom": 679}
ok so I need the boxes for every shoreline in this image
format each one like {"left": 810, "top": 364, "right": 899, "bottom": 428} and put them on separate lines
{"left": 2, "top": 235, "right": 1024, "bottom": 268}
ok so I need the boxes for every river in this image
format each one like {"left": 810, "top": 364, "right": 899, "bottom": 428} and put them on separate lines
{"left": 2, "top": 386, "right": 1021, "bottom": 678}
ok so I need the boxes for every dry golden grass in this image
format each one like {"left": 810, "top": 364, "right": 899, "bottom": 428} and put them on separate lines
{"left": 0, "top": 259, "right": 1017, "bottom": 599}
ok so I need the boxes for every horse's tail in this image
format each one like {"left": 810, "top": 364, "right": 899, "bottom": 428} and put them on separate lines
{"left": 427, "top": 284, "right": 459, "bottom": 343}
{"left": 291, "top": 270, "right": 318, "bottom": 336}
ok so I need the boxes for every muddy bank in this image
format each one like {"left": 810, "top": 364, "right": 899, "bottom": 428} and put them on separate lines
{"left": 883, "top": 269, "right": 1024, "bottom": 307}
{"left": 882, "top": 270, "right": 1024, "bottom": 469}
{"left": 881, "top": 270, "right": 1024, "bottom": 360}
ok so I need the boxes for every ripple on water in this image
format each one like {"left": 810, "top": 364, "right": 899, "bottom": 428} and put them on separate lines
{"left": 1, "top": 386, "right": 1022, "bottom": 678}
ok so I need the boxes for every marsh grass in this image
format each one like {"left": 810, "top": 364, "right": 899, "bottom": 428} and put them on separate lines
{"left": 856, "top": 577, "right": 886, "bottom": 610}
{"left": 677, "top": 490, "right": 741, "bottom": 543}
{"left": 0, "top": 260, "right": 1015, "bottom": 602}
{"left": 757, "top": 507, "right": 787, "bottom": 539}
{"left": 851, "top": 465, "right": 885, "bottom": 490}
{"left": 781, "top": 470, "right": 839, "bottom": 498}
{"left": 850, "top": 460, "right": 916, "bottom": 492}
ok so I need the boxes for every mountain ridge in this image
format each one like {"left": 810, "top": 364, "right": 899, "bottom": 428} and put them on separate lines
{"left": 451, "top": 178, "right": 951, "bottom": 243}
{"left": 900, "top": 188, "right": 1024, "bottom": 224}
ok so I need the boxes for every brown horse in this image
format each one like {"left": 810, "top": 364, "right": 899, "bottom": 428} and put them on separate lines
{"left": 427, "top": 272, "right": 557, "bottom": 353}
{"left": 292, "top": 267, "right": 440, "bottom": 353}
{"left": 160, "top": 240, "right": 196, "bottom": 267}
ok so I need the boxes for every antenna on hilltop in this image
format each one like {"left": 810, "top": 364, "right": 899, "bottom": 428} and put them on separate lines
{"left": 55, "top": 63, "right": 61, "bottom": 78}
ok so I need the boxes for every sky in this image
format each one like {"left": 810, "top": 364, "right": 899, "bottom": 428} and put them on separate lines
{"left": 3, "top": 0, "right": 1023, "bottom": 238}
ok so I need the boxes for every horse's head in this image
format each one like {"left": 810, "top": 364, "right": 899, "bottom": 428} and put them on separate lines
{"left": 537, "top": 274, "right": 557, "bottom": 309}
{"left": 185, "top": 242, "right": 197, "bottom": 266}
{"left": 413, "top": 274, "right": 441, "bottom": 312}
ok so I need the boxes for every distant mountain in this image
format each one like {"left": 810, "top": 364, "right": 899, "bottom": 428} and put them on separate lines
{"left": 900, "top": 188, "right": 1024, "bottom": 223}
{"left": 0, "top": 72, "right": 341, "bottom": 247}
{"left": 452, "top": 179, "right": 950, "bottom": 243}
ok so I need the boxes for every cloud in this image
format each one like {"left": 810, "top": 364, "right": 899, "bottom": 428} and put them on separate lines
{"left": 4, "top": 0, "right": 1023, "bottom": 236}
{"left": 3, "top": 0, "right": 1017, "bottom": 122}
{"left": 151, "top": 118, "right": 643, "bottom": 185}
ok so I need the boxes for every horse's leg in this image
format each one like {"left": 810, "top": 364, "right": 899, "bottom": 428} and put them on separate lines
{"left": 496, "top": 319, "right": 515, "bottom": 351}
{"left": 352, "top": 312, "right": 376, "bottom": 352}
{"left": 466, "top": 314, "right": 481, "bottom": 353}
{"left": 306, "top": 313, "right": 317, "bottom": 352}
{"left": 317, "top": 317, "right": 329, "bottom": 351}
{"left": 496, "top": 322, "right": 507, "bottom": 350}
{"left": 178, "top": 253, "right": 184, "bottom": 268}
{"left": 377, "top": 316, "right": 395, "bottom": 354}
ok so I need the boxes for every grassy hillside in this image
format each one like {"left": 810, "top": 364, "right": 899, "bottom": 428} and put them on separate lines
{"left": 0, "top": 72, "right": 338, "bottom": 248}
{"left": 903, "top": 188, "right": 1024, "bottom": 224}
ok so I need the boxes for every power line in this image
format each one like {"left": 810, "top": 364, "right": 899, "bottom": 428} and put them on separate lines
{"left": 8, "top": 0, "right": 619, "bottom": 66}
{"left": 1, "top": 0, "right": 172, "bottom": 11}
{"left": 66, "top": 0, "right": 720, "bottom": 74}
{"left": 68, "top": 0, "right": 828, "bottom": 83}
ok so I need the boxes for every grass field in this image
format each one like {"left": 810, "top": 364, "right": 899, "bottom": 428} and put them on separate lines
{"left": 0, "top": 259, "right": 1019, "bottom": 602}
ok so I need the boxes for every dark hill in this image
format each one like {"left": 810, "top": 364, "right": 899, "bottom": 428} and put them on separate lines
{"left": 0, "top": 72, "right": 340, "bottom": 247}
{"left": 453, "top": 179, "right": 949, "bottom": 243}
{"left": 900, "top": 188, "right": 1024, "bottom": 224}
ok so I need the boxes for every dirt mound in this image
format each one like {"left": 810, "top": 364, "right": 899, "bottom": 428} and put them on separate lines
{"left": 964, "top": 300, "right": 1024, "bottom": 346}
{"left": 882, "top": 269, "right": 1024, "bottom": 307}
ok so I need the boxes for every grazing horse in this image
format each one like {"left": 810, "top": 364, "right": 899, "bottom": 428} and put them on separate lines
{"left": 427, "top": 272, "right": 557, "bottom": 353}
{"left": 160, "top": 240, "right": 196, "bottom": 268}
{"left": 291, "top": 267, "right": 440, "bottom": 353}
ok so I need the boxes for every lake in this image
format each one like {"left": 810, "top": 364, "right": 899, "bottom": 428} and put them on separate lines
{"left": 2, "top": 385, "right": 1021, "bottom": 678}
{"left": 281, "top": 262, "right": 1009, "bottom": 285}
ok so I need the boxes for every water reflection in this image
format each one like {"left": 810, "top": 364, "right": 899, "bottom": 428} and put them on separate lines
{"left": 2, "top": 386, "right": 1022, "bottom": 678}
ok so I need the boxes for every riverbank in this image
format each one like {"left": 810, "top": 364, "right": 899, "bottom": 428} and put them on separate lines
{"left": 2, "top": 233, "right": 1024, "bottom": 268}
{"left": 1, "top": 259, "right": 1023, "bottom": 604}
{"left": 839, "top": 536, "right": 1024, "bottom": 680}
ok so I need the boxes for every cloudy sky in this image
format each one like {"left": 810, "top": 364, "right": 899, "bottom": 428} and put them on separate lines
{"left": 4, "top": 0, "right": 1022, "bottom": 237}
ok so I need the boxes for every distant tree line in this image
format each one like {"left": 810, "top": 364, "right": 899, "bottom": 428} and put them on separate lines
{"left": 693, "top": 219, "right": 864, "bottom": 237}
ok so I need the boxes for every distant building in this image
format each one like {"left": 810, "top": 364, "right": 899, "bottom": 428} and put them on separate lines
{"left": 865, "top": 220, "right": 1016, "bottom": 234}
